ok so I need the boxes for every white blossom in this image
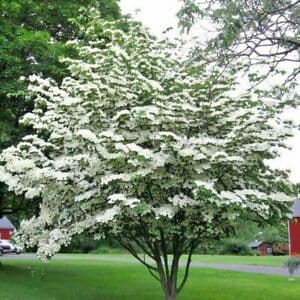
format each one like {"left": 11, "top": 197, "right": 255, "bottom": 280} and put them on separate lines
{"left": 168, "top": 194, "right": 197, "bottom": 208}
{"left": 96, "top": 206, "right": 121, "bottom": 223}
{"left": 153, "top": 205, "right": 175, "bottom": 219}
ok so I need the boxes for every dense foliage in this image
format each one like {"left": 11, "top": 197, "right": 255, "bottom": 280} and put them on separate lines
{"left": 0, "top": 0, "right": 121, "bottom": 218}
{"left": 196, "top": 220, "right": 289, "bottom": 255}
{"left": 217, "top": 238, "right": 254, "bottom": 256}
{"left": 0, "top": 11, "right": 298, "bottom": 300}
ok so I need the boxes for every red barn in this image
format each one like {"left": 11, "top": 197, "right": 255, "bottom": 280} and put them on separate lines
{"left": 0, "top": 216, "right": 14, "bottom": 240}
{"left": 289, "top": 199, "right": 300, "bottom": 255}
{"left": 248, "top": 241, "right": 273, "bottom": 256}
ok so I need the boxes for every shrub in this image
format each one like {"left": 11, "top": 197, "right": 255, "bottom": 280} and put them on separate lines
{"left": 60, "top": 234, "right": 122, "bottom": 253}
{"left": 283, "top": 257, "right": 300, "bottom": 277}
{"left": 263, "top": 227, "right": 288, "bottom": 245}
{"left": 218, "top": 238, "right": 254, "bottom": 255}
{"left": 273, "top": 244, "right": 289, "bottom": 256}
{"left": 60, "top": 234, "right": 97, "bottom": 253}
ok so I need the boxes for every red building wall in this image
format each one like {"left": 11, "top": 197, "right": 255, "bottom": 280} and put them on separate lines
{"left": 289, "top": 217, "right": 300, "bottom": 255}
{"left": 258, "top": 244, "right": 272, "bottom": 256}
{"left": 0, "top": 229, "right": 12, "bottom": 240}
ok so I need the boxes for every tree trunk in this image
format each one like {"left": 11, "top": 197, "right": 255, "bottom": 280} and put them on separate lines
{"left": 164, "top": 286, "right": 177, "bottom": 300}
{"left": 165, "top": 293, "right": 176, "bottom": 300}
{"left": 156, "top": 246, "right": 180, "bottom": 300}
{"left": 162, "top": 270, "right": 178, "bottom": 300}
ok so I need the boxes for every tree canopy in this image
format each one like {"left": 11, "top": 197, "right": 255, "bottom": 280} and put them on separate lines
{"left": 178, "top": 0, "right": 300, "bottom": 86}
{"left": 0, "top": 0, "right": 121, "bottom": 218}
{"left": 0, "top": 12, "right": 298, "bottom": 300}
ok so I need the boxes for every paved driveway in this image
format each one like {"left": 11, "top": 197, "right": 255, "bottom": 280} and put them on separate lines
{"left": 1, "top": 253, "right": 299, "bottom": 277}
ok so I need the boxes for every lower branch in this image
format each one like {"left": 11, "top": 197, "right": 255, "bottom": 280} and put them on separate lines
{"left": 115, "top": 238, "right": 157, "bottom": 272}
{"left": 177, "top": 242, "right": 197, "bottom": 294}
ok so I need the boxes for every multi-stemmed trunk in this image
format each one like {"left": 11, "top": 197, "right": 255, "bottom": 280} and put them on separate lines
{"left": 160, "top": 270, "right": 178, "bottom": 300}
{"left": 115, "top": 231, "right": 196, "bottom": 300}
{"left": 156, "top": 249, "right": 193, "bottom": 300}
{"left": 157, "top": 255, "right": 179, "bottom": 300}
{"left": 113, "top": 209, "right": 198, "bottom": 300}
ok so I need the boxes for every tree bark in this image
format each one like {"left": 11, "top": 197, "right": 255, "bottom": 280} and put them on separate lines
{"left": 160, "top": 254, "right": 179, "bottom": 300}
{"left": 164, "top": 290, "right": 177, "bottom": 300}
{"left": 163, "top": 278, "right": 177, "bottom": 300}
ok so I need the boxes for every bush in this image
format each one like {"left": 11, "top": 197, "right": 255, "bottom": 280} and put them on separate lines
{"left": 194, "top": 243, "right": 217, "bottom": 255}
{"left": 60, "top": 234, "right": 97, "bottom": 253}
{"left": 263, "top": 227, "right": 288, "bottom": 245}
{"left": 60, "top": 234, "right": 122, "bottom": 254}
{"left": 272, "top": 244, "right": 289, "bottom": 256}
{"left": 218, "top": 238, "right": 254, "bottom": 256}
{"left": 283, "top": 257, "right": 300, "bottom": 277}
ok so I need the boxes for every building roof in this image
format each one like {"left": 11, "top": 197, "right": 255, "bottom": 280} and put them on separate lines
{"left": 0, "top": 216, "right": 14, "bottom": 230}
{"left": 248, "top": 241, "right": 264, "bottom": 248}
{"left": 291, "top": 199, "right": 300, "bottom": 217}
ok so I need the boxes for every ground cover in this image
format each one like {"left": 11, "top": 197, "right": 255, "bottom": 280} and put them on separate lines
{"left": 58, "top": 253, "right": 287, "bottom": 267}
{"left": 0, "top": 257, "right": 298, "bottom": 300}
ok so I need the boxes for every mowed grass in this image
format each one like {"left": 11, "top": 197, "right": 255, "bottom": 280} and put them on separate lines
{"left": 190, "top": 254, "right": 287, "bottom": 267}
{"left": 59, "top": 253, "right": 287, "bottom": 267}
{"left": 0, "top": 258, "right": 299, "bottom": 300}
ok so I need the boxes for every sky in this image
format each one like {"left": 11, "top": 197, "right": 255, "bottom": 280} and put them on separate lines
{"left": 119, "top": 0, "right": 300, "bottom": 183}
{"left": 120, "top": 0, "right": 182, "bottom": 36}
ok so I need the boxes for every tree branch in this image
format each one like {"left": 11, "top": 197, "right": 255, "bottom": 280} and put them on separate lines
{"left": 115, "top": 238, "right": 157, "bottom": 271}
{"left": 177, "top": 242, "right": 197, "bottom": 294}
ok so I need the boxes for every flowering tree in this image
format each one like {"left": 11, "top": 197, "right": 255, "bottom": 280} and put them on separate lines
{"left": 0, "top": 13, "right": 298, "bottom": 300}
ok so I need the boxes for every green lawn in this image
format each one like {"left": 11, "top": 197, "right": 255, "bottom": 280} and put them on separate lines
{"left": 0, "top": 257, "right": 298, "bottom": 300}
{"left": 190, "top": 254, "right": 287, "bottom": 267}
{"left": 58, "top": 253, "right": 288, "bottom": 267}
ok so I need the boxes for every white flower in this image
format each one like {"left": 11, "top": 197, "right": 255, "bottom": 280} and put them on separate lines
{"left": 62, "top": 97, "right": 81, "bottom": 106}
{"left": 153, "top": 205, "right": 175, "bottom": 219}
{"left": 75, "top": 190, "right": 97, "bottom": 202}
{"left": 108, "top": 193, "right": 127, "bottom": 203}
{"left": 96, "top": 206, "right": 121, "bottom": 223}
{"left": 168, "top": 194, "right": 197, "bottom": 208}
{"left": 76, "top": 129, "right": 98, "bottom": 143}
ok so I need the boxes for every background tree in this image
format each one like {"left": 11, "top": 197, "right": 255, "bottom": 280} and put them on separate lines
{"left": 0, "top": 0, "right": 121, "bottom": 219}
{"left": 0, "top": 13, "right": 298, "bottom": 300}
{"left": 178, "top": 0, "right": 300, "bottom": 86}
{"left": 216, "top": 221, "right": 289, "bottom": 255}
